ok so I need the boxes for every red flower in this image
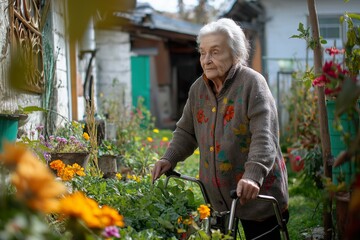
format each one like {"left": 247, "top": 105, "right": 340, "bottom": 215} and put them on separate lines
{"left": 325, "top": 47, "right": 345, "bottom": 56}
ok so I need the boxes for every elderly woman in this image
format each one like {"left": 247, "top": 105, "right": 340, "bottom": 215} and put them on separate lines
{"left": 152, "top": 18, "right": 289, "bottom": 239}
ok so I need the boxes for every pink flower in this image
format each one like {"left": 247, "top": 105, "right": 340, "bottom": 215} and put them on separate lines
{"left": 102, "top": 226, "right": 120, "bottom": 238}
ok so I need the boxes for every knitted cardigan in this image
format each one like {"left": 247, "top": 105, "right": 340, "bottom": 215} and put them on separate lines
{"left": 162, "top": 64, "right": 288, "bottom": 220}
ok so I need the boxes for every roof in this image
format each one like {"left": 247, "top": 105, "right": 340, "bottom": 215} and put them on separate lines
{"left": 114, "top": 3, "right": 202, "bottom": 37}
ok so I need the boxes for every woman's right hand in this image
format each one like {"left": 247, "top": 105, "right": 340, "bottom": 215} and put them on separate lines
{"left": 151, "top": 159, "right": 172, "bottom": 184}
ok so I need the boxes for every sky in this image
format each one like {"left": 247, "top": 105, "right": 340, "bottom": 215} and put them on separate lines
{"left": 137, "top": 0, "right": 226, "bottom": 13}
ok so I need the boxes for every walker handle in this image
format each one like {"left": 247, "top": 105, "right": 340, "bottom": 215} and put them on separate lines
{"left": 228, "top": 190, "right": 289, "bottom": 240}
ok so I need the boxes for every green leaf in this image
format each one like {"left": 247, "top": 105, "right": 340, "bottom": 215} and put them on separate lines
{"left": 19, "top": 106, "right": 47, "bottom": 114}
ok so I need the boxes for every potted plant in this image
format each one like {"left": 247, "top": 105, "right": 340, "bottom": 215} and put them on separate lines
{"left": 98, "top": 140, "right": 120, "bottom": 176}
{"left": 21, "top": 121, "right": 91, "bottom": 169}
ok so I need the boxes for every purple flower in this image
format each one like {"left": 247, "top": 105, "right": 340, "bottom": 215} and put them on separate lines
{"left": 35, "top": 125, "right": 44, "bottom": 132}
{"left": 102, "top": 226, "right": 120, "bottom": 238}
{"left": 44, "top": 152, "right": 51, "bottom": 161}
{"left": 49, "top": 135, "right": 55, "bottom": 141}
{"left": 69, "top": 136, "right": 76, "bottom": 142}
{"left": 39, "top": 135, "right": 45, "bottom": 142}
{"left": 59, "top": 138, "right": 68, "bottom": 144}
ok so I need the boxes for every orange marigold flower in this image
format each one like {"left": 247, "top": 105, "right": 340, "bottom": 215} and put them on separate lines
{"left": 49, "top": 160, "right": 66, "bottom": 171}
{"left": 83, "top": 132, "right": 90, "bottom": 141}
{"left": 57, "top": 191, "right": 125, "bottom": 229}
{"left": 3, "top": 144, "right": 67, "bottom": 213}
{"left": 197, "top": 204, "right": 210, "bottom": 219}
{"left": 69, "top": 163, "right": 86, "bottom": 176}
{"left": 0, "top": 142, "right": 28, "bottom": 169}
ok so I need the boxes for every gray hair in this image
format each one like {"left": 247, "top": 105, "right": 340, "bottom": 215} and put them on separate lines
{"left": 196, "top": 18, "right": 250, "bottom": 66}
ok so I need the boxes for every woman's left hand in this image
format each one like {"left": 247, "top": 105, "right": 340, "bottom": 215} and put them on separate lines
{"left": 236, "top": 179, "right": 260, "bottom": 205}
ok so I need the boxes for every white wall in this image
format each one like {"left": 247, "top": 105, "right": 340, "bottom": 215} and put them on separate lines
{"left": 260, "top": 0, "right": 359, "bottom": 133}
{"left": 262, "top": 0, "right": 359, "bottom": 91}
{"left": 52, "top": 0, "right": 71, "bottom": 125}
{"left": 95, "top": 30, "right": 132, "bottom": 114}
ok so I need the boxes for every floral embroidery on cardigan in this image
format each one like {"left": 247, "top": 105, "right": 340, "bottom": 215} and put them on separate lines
{"left": 196, "top": 109, "right": 208, "bottom": 123}
{"left": 224, "top": 105, "right": 234, "bottom": 123}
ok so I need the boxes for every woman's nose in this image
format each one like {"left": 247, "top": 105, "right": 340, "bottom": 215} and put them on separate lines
{"left": 204, "top": 53, "right": 212, "bottom": 63}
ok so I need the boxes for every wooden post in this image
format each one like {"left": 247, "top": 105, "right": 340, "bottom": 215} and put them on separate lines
{"left": 307, "top": 0, "right": 333, "bottom": 239}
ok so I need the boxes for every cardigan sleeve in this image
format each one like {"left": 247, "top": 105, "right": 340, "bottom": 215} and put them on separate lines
{"left": 242, "top": 74, "right": 279, "bottom": 186}
{"left": 161, "top": 97, "right": 198, "bottom": 170}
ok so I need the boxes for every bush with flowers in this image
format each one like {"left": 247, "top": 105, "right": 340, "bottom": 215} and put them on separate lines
{"left": 312, "top": 46, "right": 356, "bottom": 97}
{"left": 0, "top": 143, "right": 125, "bottom": 240}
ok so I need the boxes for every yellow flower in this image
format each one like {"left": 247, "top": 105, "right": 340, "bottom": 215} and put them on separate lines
{"left": 82, "top": 124, "right": 85, "bottom": 129}
{"left": 177, "top": 216, "right": 183, "bottom": 224}
{"left": 194, "top": 149, "right": 200, "bottom": 155}
{"left": 162, "top": 137, "right": 169, "bottom": 142}
{"left": 153, "top": 128, "right": 159, "bottom": 133}
{"left": 83, "top": 132, "right": 90, "bottom": 141}
{"left": 116, "top": 173, "right": 122, "bottom": 180}
{"left": 147, "top": 137, "right": 153, "bottom": 142}
{"left": 197, "top": 204, "right": 210, "bottom": 219}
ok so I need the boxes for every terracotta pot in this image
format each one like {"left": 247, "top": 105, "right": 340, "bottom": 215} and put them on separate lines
{"left": 98, "top": 155, "right": 117, "bottom": 174}
{"left": 49, "top": 152, "right": 90, "bottom": 169}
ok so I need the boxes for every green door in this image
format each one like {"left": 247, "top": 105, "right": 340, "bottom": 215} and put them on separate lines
{"left": 131, "top": 56, "right": 150, "bottom": 109}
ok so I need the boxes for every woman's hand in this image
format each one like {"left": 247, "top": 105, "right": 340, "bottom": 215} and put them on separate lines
{"left": 151, "top": 159, "right": 172, "bottom": 184}
{"left": 236, "top": 179, "right": 260, "bottom": 205}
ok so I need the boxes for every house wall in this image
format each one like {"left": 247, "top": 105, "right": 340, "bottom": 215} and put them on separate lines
{"left": 262, "top": 0, "right": 359, "bottom": 91}
{"left": 95, "top": 30, "right": 132, "bottom": 115}
{"left": 0, "top": 2, "right": 16, "bottom": 113}
{"left": 51, "top": 0, "right": 71, "bottom": 125}
{"left": 260, "top": 0, "right": 359, "bottom": 133}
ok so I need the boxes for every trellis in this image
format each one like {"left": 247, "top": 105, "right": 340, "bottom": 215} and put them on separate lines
{"left": 9, "top": 0, "right": 44, "bottom": 93}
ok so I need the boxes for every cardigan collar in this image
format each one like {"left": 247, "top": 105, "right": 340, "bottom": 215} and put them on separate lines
{"left": 202, "top": 63, "right": 242, "bottom": 96}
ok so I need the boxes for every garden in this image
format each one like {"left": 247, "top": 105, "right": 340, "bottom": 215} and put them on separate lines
{"left": 1, "top": 0, "right": 360, "bottom": 240}
{"left": 0, "top": 97, "right": 325, "bottom": 240}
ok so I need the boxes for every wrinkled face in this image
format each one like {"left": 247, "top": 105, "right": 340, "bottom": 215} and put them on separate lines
{"left": 199, "top": 33, "right": 234, "bottom": 82}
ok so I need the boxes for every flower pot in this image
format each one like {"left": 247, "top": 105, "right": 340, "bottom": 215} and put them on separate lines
{"left": 326, "top": 100, "right": 359, "bottom": 185}
{"left": 0, "top": 114, "right": 21, "bottom": 152}
{"left": 49, "top": 152, "right": 90, "bottom": 169}
{"left": 98, "top": 155, "right": 117, "bottom": 174}
{"left": 335, "top": 192, "right": 350, "bottom": 240}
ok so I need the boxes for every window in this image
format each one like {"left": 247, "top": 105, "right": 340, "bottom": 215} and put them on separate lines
{"left": 318, "top": 15, "right": 342, "bottom": 47}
